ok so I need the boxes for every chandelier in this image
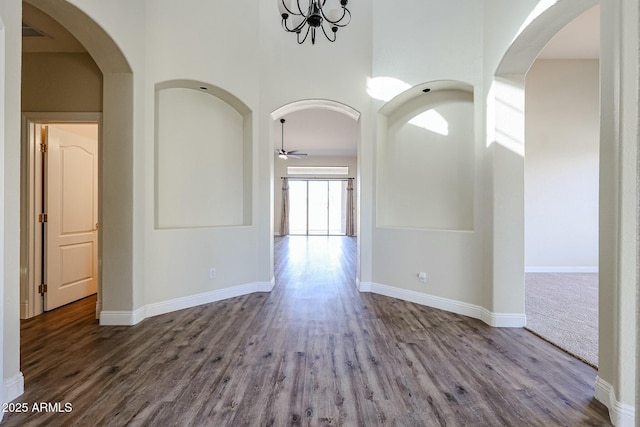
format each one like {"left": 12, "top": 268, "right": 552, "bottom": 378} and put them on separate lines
{"left": 278, "top": 0, "right": 351, "bottom": 45}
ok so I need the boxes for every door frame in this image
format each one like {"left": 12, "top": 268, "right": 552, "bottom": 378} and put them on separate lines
{"left": 21, "top": 112, "right": 102, "bottom": 319}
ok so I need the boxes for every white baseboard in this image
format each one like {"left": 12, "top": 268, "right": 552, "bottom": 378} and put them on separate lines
{"left": 20, "top": 302, "right": 28, "bottom": 319}
{"left": 480, "top": 308, "right": 528, "bottom": 328}
{"left": 357, "top": 278, "right": 371, "bottom": 292}
{"left": 4, "top": 372, "right": 24, "bottom": 403}
{"left": 359, "top": 282, "right": 526, "bottom": 328}
{"left": 260, "top": 276, "right": 276, "bottom": 292}
{"left": 525, "top": 266, "right": 598, "bottom": 273}
{"left": 594, "top": 376, "right": 635, "bottom": 426}
{"left": 100, "top": 307, "right": 145, "bottom": 326}
{"left": 100, "top": 281, "right": 274, "bottom": 326}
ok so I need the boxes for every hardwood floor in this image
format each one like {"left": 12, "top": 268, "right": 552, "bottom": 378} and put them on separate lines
{"left": 3, "top": 236, "right": 611, "bottom": 426}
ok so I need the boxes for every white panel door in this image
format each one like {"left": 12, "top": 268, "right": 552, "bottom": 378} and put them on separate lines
{"left": 45, "top": 124, "right": 98, "bottom": 311}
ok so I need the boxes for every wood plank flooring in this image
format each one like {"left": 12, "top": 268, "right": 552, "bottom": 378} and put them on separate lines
{"left": 3, "top": 236, "right": 611, "bottom": 426}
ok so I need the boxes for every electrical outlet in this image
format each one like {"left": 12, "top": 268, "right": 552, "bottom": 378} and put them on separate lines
{"left": 418, "top": 272, "right": 427, "bottom": 284}
{"left": 209, "top": 268, "right": 216, "bottom": 279}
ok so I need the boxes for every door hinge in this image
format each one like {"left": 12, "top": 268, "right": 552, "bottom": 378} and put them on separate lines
{"left": 40, "top": 142, "right": 48, "bottom": 153}
{"left": 38, "top": 213, "right": 48, "bottom": 223}
{"left": 38, "top": 284, "right": 48, "bottom": 294}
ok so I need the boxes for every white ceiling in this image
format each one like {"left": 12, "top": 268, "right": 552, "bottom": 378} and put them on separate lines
{"left": 276, "top": 108, "right": 359, "bottom": 157}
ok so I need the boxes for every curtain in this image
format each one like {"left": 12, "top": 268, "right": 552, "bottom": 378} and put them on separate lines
{"left": 280, "top": 177, "right": 290, "bottom": 236}
{"left": 346, "top": 178, "right": 355, "bottom": 237}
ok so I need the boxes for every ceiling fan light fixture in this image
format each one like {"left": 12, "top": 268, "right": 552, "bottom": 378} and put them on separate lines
{"left": 277, "top": 118, "right": 308, "bottom": 160}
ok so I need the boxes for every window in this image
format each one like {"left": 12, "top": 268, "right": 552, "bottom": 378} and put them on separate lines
{"left": 287, "top": 166, "right": 349, "bottom": 176}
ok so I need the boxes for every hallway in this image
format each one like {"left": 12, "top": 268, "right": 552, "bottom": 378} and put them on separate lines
{"left": 3, "top": 236, "right": 610, "bottom": 425}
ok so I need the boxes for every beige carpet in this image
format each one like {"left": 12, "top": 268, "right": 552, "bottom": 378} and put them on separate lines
{"left": 525, "top": 272, "right": 598, "bottom": 367}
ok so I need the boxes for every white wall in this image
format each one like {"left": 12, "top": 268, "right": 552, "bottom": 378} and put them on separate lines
{"left": 481, "top": 0, "right": 540, "bottom": 313}
{"left": 1, "top": 0, "right": 23, "bottom": 409}
{"left": 370, "top": 1, "right": 485, "bottom": 309}
{"left": 0, "top": 7, "right": 6, "bottom": 415}
{"left": 598, "top": 0, "right": 638, "bottom": 419}
{"left": 142, "top": 0, "right": 373, "bottom": 307}
{"left": 143, "top": 0, "right": 263, "bottom": 307}
{"left": 525, "top": 59, "right": 599, "bottom": 272}
{"left": 372, "top": 0, "right": 483, "bottom": 85}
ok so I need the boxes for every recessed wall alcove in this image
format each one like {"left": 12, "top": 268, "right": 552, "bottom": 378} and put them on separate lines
{"left": 155, "top": 80, "right": 252, "bottom": 229}
{"left": 377, "top": 80, "right": 475, "bottom": 230}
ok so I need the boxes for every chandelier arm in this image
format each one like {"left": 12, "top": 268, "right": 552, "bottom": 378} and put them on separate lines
{"left": 320, "top": 23, "right": 337, "bottom": 42}
{"left": 295, "top": 0, "right": 309, "bottom": 16}
{"left": 282, "top": 16, "right": 307, "bottom": 33}
{"left": 320, "top": 7, "right": 350, "bottom": 26}
{"left": 279, "top": 0, "right": 302, "bottom": 17}
{"left": 297, "top": 25, "right": 311, "bottom": 44}
{"left": 319, "top": 8, "right": 344, "bottom": 25}
{"left": 279, "top": 0, "right": 293, "bottom": 16}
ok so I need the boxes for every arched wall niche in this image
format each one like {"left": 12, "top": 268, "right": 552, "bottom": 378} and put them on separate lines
{"left": 155, "top": 80, "right": 253, "bottom": 228}
{"left": 377, "top": 80, "right": 475, "bottom": 231}
{"left": 23, "top": 0, "right": 135, "bottom": 315}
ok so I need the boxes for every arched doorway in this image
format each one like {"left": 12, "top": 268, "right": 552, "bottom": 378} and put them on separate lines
{"left": 490, "top": 0, "right": 634, "bottom": 424}
{"left": 271, "top": 100, "right": 361, "bottom": 286}
{"left": 22, "top": 0, "right": 135, "bottom": 323}
{"left": 523, "top": 5, "right": 600, "bottom": 368}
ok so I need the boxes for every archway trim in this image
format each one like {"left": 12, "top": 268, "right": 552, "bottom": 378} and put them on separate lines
{"left": 271, "top": 99, "right": 360, "bottom": 121}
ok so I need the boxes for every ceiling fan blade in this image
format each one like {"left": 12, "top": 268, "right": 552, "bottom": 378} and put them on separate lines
{"left": 288, "top": 153, "right": 308, "bottom": 158}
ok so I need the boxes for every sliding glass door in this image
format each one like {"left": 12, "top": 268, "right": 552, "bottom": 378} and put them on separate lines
{"left": 289, "top": 180, "right": 308, "bottom": 235}
{"left": 289, "top": 180, "right": 347, "bottom": 235}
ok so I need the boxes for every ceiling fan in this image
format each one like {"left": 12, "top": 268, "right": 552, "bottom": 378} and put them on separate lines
{"left": 277, "top": 118, "right": 308, "bottom": 159}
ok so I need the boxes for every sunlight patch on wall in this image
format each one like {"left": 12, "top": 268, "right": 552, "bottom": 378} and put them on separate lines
{"left": 367, "top": 76, "right": 411, "bottom": 102}
{"left": 486, "top": 82, "right": 496, "bottom": 147}
{"left": 368, "top": 77, "right": 449, "bottom": 135}
{"left": 517, "top": 0, "right": 560, "bottom": 39}
{"left": 408, "top": 110, "right": 449, "bottom": 136}
{"left": 494, "top": 78, "right": 525, "bottom": 156}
